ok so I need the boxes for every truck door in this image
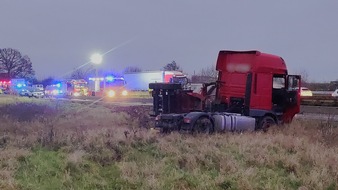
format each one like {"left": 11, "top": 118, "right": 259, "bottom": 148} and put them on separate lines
{"left": 250, "top": 73, "right": 272, "bottom": 110}
{"left": 271, "top": 74, "right": 287, "bottom": 112}
{"left": 283, "top": 75, "right": 301, "bottom": 123}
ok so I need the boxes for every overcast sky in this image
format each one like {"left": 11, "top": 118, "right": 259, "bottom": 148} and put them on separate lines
{"left": 1, "top": 0, "right": 338, "bottom": 82}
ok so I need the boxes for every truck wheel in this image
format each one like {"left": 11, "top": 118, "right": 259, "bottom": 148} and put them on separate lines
{"left": 258, "top": 116, "right": 276, "bottom": 132}
{"left": 193, "top": 117, "right": 214, "bottom": 134}
{"left": 160, "top": 127, "right": 170, "bottom": 134}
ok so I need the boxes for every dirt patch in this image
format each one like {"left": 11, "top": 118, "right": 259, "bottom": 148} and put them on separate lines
{"left": 0, "top": 102, "right": 58, "bottom": 122}
{"left": 107, "top": 105, "right": 154, "bottom": 129}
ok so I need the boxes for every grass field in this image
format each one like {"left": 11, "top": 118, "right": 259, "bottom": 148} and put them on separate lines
{"left": 0, "top": 96, "right": 337, "bottom": 190}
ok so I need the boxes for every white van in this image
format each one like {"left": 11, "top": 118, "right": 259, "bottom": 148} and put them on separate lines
{"left": 32, "top": 84, "right": 44, "bottom": 91}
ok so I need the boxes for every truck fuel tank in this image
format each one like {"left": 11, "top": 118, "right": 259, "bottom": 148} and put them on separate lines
{"left": 213, "top": 113, "right": 255, "bottom": 132}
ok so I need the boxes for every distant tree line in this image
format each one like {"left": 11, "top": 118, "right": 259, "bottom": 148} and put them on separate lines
{"left": 123, "top": 66, "right": 142, "bottom": 73}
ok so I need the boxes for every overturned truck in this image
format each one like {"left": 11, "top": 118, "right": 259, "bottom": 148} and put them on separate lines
{"left": 149, "top": 50, "right": 301, "bottom": 133}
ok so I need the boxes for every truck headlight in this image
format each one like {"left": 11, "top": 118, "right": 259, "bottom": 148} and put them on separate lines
{"left": 108, "top": 90, "right": 115, "bottom": 97}
{"left": 52, "top": 90, "right": 59, "bottom": 95}
{"left": 121, "top": 90, "right": 128, "bottom": 96}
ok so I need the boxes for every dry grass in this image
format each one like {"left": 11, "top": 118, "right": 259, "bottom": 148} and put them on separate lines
{"left": 0, "top": 96, "right": 337, "bottom": 189}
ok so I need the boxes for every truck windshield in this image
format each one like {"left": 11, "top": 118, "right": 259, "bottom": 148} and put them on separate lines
{"left": 172, "top": 77, "right": 188, "bottom": 85}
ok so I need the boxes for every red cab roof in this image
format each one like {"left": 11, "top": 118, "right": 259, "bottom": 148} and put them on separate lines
{"left": 216, "top": 50, "right": 287, "bottom": 75}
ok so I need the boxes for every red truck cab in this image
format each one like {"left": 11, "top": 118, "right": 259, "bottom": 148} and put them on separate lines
{"left": 215, "top": 51, "right": 301, "bottom": 126}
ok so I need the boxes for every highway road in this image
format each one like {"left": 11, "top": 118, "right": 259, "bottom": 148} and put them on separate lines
{"left": 297, "top": 105, "right": 338, "bottom": 122}
{"left": 61, "top": 98, "right": 338, "bottom": 122}
{"left": 60, "top": 97, "right": 338, "bottom": 114}
{"left": 1, "top": 95, "right": 338, "bottom": 121}
{"left": 54, "top": 97, "right": 338, "bottom": 121}
{"left": 54, "top": 96, "right": 153, "bottom": 106}
{"left": 300, "top": 105, "right": 338, "bottom": 115}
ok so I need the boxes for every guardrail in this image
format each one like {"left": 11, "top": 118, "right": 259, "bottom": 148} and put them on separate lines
{"left": 301, "top": 95, "right": 338, "bottom": 106}
{"left": 312, "top": 91, "right": 333, "bottom": 96}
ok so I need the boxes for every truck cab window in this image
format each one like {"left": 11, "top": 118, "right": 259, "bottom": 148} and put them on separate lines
{"left": 273, "top": 76, "right": 285, "bottom": 89}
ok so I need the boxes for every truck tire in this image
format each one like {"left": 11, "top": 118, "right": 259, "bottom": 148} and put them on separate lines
{"left": 258, "top": 116, "right": 276, "bottom": 132}
{"left": 192, "top": 117, "right": 214, "bottom": 134}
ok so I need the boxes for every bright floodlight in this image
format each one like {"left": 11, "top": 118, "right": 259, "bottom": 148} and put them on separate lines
{"left": 90, "top": 53, "right": 103, "bottom": 64}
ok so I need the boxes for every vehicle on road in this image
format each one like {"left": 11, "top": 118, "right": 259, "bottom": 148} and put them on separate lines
{"left": 45, "top": 80, "right": 89, "bottom": 97}
{"left": 300, "top": 87, "right": 313, "bottom": 97}
{"left": 10, "top": 78, "right": 27, "bottom": 95}
{"left": 19, "top": 87, "right": 45, "bottom": 98}
{"left": 19, "top": 88, "right": 32, "bottom": 97}
{"left": 32, "top": 84, "right": 44, "bottom": 91}
{"left": 30, "top": 88, "right": 45, "bottom": 98}
{"left": 0, "top": 80, "right": 10, "bottom": 94}
{"left": 45, "top": 83, "right": 66, "bottom": 97}
{"left": 332, "top": 89, "right": 338, "bottom": 97}
{"left": 124, "top": 71, "right": 187, "bottom": 91}
{"left": 67, "top": 79, "right": 89, "bottom": 96}
{"left": 150, "top": 50, "right": 301, "bottom": 133}
{"left": 88, "top": 76, "right": 128, "bottom": 97}
{"left": 103, "top": 76, "right": 128, "bottom": 98}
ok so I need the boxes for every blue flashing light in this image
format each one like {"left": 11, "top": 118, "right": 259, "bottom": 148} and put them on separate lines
{"left": 17, "top": 84, "right": 23, "bottom": 88}
{"left": 106, "top": 76, "right": 115, "bottom": 82}
{"left": 56, "top": 83, "right": 61, "bottom": 88}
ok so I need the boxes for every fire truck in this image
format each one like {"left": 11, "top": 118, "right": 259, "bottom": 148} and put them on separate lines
{"left": 150, "top": 50, "right": 301, "bottom": 133}
{"left": 45, "top": 79, "right": 89, "bottom": 97}
{"left": 66, "top": 79, "right": 89, "bottom": 96}
{"left": 104, "top": 76, "right": 128, "bottom": 97}
{"left": 88, "top": 75, "right": 128, "bottom": 97}
{"left": 0, "top": 80, "right": 11, "bottom": 94}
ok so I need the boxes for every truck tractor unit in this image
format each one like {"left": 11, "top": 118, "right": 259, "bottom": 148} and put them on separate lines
{"left": 150, "top": 50, "right": 301, "bottom": 133}
{"left": 66, "top": 79, "right": 89, "bottom": 97}
{"left": 104, "top": 76, "right": 128, "bottom": 98}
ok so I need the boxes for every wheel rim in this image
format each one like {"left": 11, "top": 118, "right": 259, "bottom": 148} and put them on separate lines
{"left": 194, "top": 117, "right": 212, "bottom": 133}
{"left": 261, "top": 117, "right": 275, "bottom": 131}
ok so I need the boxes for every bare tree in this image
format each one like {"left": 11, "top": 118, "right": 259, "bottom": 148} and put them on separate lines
{"left": 163, "top": 60, "right": 181, "bottom": 71}
{"left": 0, "top": 48, "right": 35, "bottom": 78}
{"left": 200, "top": 66, "right": 218, "bottom": 79}
{"left": 294, "top": 69, "right": 309, "bottom": 87}
{"left": 191, "top": 66, "right": 218, "bottom": 83}
{"left": 41, "top": 77, "right": 55, "bottom": 88}
{"left": 124, "top": 66, "right": 142, "bottom": 73}
{"left": 70, "top": 65, "right": 95, "bottom": 79}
